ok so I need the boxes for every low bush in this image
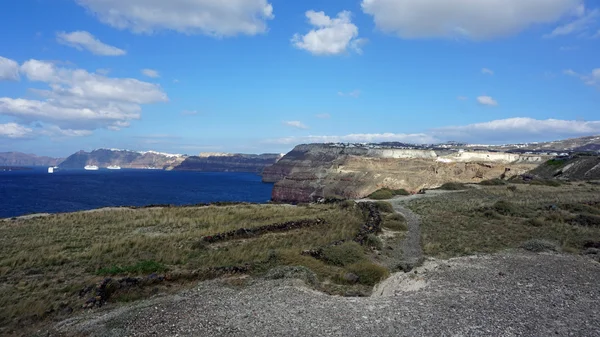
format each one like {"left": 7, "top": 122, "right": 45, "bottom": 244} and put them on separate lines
{"left": 368, "top": 188, "right": 410, "bottom": 200}
{"left": 438, "top": 182, "right": 468, "bottom": 190}
{"left": 345, "top": 261, "right": 390, "bottom": 286}
{"left": 530, "top": 179, "right": 562, "bottom": 187}
{"left": 364, "top": 234, "right": 383, "bottom": 250}
{"left": 492, "top": 200, "right": 520, "bottom": 216}
{"left": 263, "top": 266, "right": 319, "bottom": 287}
{"left": 570, "top": 213, "right": 600, "bottom": 227}
{"left": 479, "top": 178, "right": 507, "bottom": 186}
{"left": 382, "top": 213, "right": 408, "bottom": 231}
{"left": 374, "top": 201, "right": 394, "bottom": 213}
{"left": 507, "top": 185, "right": 518, "bottom": 192}
{"left": 521, "top": 239, "right": 559, "bottom": 253}
{"left": 321, "top": 242, "right": 365, "bottom": 267}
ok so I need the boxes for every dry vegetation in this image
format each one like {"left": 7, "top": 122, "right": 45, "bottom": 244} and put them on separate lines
{"left": 407, "top": 183, "right": 600, "bottom": 258}
{"left": 0, "top": 202, "right": 399, "bottom": 335}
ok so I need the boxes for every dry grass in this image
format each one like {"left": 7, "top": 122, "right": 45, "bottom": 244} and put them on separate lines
{"left": 407, "top": 183, "right": 600, "bottom": 258}
{"left": 0, "top": 203, "right": 366, "bottom": 335}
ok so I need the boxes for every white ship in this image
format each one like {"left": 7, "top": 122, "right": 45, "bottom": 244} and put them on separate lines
{"left": 84, "top": 165, "right": 99, "bottom": 171}
{"left": 106, "top": 165, "right": 121, "bottom": 170}
{"left": 47, "top": 167, "right": 54, "bottom": 174}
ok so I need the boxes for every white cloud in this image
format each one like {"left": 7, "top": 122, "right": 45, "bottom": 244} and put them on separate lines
{"left": 266, "top": 117, "right": 600, "bottom": 146}
{"left": 338, "top": 90, "right": 361, "bottom": 98}
{"left": 56, "top": 31, "right": 126, "bottom": 56}
{"left": 545, "top": 8, "right": 599, "bottom": 38}
{"left": 142, "top": 69, "right": 160, "bottom": 78}
{"left": 432, "top": 118, "right": 600, "bottom": 143}
{"left": 292, "top": 10, "right": 366, "bottom": 55}
{"left": 564, "top": 68, "right": 600, "bottom": 88}
{"left": 283, "top": 121, "right": 309, "bottom": 129}
{"left": 482, "top": 68, "right": 494, "bottom": 75}
{"left": 457, "top": 96, "right": 468, "bottom": 101}
{"left": 0, "top": 123, "right": 33, "bottom": 139}
{"left": 266, "top": 133, "right": 436, "bottom": 145}
{"left": 0, "top": 56, "right": 20, "bottom": 81}
{"left": 316, "top": 113, "right": 331, "bottom": 119}
{"left": 361, "top": 0, "right": 581, "bottom": 40}
{"left": 75, "top": 0, "right": 274, "bottom": 36}
{"left": 96, "top": 68, "right": 111, "bottom": 75}
{"left": 477, "top": 95, "right": 498, "bottom": 106}
{"left": 0, "top": 59, "right": 167, "bottom": 132}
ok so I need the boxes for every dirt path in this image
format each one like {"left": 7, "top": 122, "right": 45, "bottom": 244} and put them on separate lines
{"left": 388, "top": 201, "right": 423, "bottom": 271}
{"left": 52, "top": 252, "right": 600, "bottom": 337}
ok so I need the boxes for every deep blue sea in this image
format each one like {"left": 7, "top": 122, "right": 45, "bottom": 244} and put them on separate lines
{"left": 0, "top": 168, "right": 274, "bottom": 218}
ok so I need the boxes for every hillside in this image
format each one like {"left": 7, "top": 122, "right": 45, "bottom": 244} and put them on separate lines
{"left": 0, "top": 152, "right": 62, "bottom": 167}
{"left": 59, "top": 149, "right": 186, "bottom": 169}
{"left": 173, "top": 153, "right": 282, "bottom": 173}
{"left": 528, "top": 155, "right": 600, "bottom": 181}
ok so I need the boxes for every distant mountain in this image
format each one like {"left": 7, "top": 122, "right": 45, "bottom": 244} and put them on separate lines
{"left": 0, "top": 152, "right": 63, "bottom": 167}
{"left": 174, "top": 153, "right": 283, "bottom": 173}
{"left": 495, "top": 135, "right": 600, "bottom": 153}
{"left": 59, "top": 149, "right": 186, "bottom": 169}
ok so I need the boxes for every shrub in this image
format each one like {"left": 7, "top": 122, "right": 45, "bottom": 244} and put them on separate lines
{"left": 570, "top": 213, "right": 600, "bottom": 227}
{"left": 368, "top": 188, "right": 410, "bottom": 200}
{"left": 365, "top": 234, "right": 383, "bottom": 250}
{"left": 526, "top": 217, "right": 545, "bottom": 227}
{"left": 521, "top": 239, "right": 559, "bottom": 253}
{"left": 345, "top": 261, "right": 390, "bottom": 286}
{"left": 374, "top": 201, "right": 395, "bottom": 213}
{"left": 383, "top": 213, "right": 408, "bottom": 231}
{"left": 321, "top": 242, "right": 365, "bottom": 267}
{"left": 507, "top": 185, "right": 518, "bottom": 192}
{"left": 480, "top": 178, "right": 507, "bottom": 186}
{"left": 438, "top": 182, "right": 468, "bottom": 190}
{"left": 492, "top": 200, "right": 520, "bottom": 216}
{"left": 368, "top": 189, "right": 394, "bottom": 200}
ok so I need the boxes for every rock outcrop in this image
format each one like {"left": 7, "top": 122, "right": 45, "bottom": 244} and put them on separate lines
{"left": 173, "top": 153, "right": 282, "bottom": 173}
{"left": 263, "top": 144, "right": 547, "bottom": 203}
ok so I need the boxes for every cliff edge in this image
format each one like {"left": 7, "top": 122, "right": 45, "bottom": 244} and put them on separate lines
{"left": 263, "top": 144, "right": 548, "bottom": 203}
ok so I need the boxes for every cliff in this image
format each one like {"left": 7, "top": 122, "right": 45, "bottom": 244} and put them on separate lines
{"left": 173, "top": 154, "right": 282, "bottom": 173}
{"left": 0, "top": 152, "right": 63, "bottom": 167}
{"left": 263, "top": 144, "right": 548, "bottom": 203}
{"left": 59, "top": 149, "right": 186, "bottom": 169}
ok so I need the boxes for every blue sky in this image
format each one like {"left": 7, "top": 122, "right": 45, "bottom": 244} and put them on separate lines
{"left": 0, "top": 0, "right": 599, "bottom": 157}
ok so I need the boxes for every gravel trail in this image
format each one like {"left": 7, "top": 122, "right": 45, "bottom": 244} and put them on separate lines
{"left": 52, "top": 252, "right": 600, "bottom": 337}
{"left": 388, "top": 200, "right": 423, "bottom": 271}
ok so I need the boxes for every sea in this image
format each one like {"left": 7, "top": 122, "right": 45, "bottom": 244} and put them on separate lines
{"left": 0, "top": 168, "right": 274, "bottom": 218}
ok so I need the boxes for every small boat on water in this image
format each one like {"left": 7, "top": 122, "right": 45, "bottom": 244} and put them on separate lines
{"left": 84, "top": 165, "right": 99, "bottom": 171}
{"left": 106, "top": 165, "right": 121, "bottom": 170}
{"left": 47, "top": 167, "right": 54, "bottom": 174}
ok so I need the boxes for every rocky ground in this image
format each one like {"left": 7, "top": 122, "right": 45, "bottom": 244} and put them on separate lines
{"left": 45, "top": 192, "right": 600, "bottom": 336}
{"left": 50, "top": 252, "right": 600, "bottom": 336}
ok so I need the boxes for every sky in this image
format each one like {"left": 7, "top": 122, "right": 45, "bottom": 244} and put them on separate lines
{"left": 0, "top": 0, "right": 599, "bottom": 157}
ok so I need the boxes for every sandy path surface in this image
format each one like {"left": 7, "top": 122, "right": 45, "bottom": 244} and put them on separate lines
{"left": 51, "top": 252, "right": 600, "bottom": 337}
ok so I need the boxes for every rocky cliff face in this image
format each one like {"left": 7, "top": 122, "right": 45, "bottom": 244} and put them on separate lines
{"left": 264, "top": 144, "right": 547, "bottom": 203}
{"left": 173, "top": 154, "right": 282, "bottom": 173}
{"left": 0, "top": 152, "right": 63, "bottom": 167}
{"left": 59, "top": 149, "right": 186, "bottom": 169}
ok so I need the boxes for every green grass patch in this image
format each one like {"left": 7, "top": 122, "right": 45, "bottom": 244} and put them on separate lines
{"left": 321, "top": 242, "right": 365, "bottom": 267}
{"left": 96, "top": 260, "right": 167, "bottom": 276}
{"left": 479, "top": 178, "right": 507, "bottom": 186}
{"left": 382, "top": 213, "right": 408, "bottom": 231}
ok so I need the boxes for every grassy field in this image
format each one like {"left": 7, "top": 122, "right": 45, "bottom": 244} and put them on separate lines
{"left": 0, "top": 202, "right": 399, "bottom": 335}
{"left": 407, "top": 182, "right": 600, "bottom": 259}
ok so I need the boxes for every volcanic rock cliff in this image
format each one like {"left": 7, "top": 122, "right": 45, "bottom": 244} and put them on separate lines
{"left": 0, "top": 152, "right": 63, "bottom": 167}
{"left": 263, "top": 144, "right": 548, "bottom": 203}
{"left": 173, "top": 153, "right": 282, "bottom": 173}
